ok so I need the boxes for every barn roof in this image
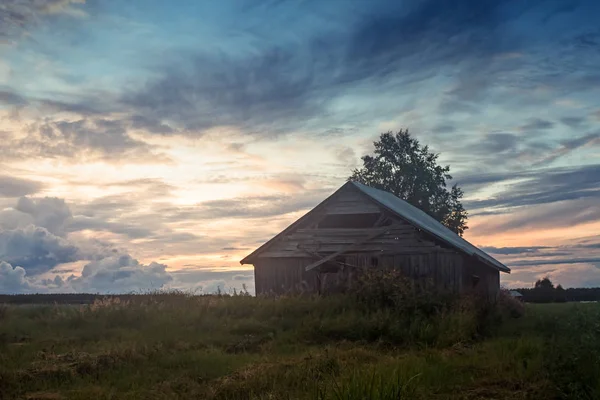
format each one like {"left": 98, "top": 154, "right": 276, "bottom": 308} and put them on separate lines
{"left": 240, "top": 181, "right": 510, "bottom": 273}
{"left": 351, "top": 182, "right": 510, "bottom": 273}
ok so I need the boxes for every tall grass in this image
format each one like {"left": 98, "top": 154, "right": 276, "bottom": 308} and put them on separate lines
{"left": 1, "top": 286, "right": 597, "bottom": 399}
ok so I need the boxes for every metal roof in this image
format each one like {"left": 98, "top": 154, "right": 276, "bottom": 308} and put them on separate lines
{"left": 350, "top": 181, "right": 510, "bottom": 273}
{"left": 509, "top": 290, "right": 523, "bottom": 297}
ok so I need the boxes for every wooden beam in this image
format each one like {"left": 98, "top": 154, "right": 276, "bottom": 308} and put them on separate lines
{"left": 305, "top": 224, "right": 404, "bottom": 271}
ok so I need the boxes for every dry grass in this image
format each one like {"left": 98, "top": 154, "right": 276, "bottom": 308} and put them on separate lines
{"left": 0, "top": 292, "right": 598, "bottom": 399}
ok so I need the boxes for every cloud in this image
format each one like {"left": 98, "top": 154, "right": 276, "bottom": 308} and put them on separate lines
{"left": 0, "top": 176, "right": 44, "bottom": 197}
{"left": 13, "top": 196, "right": 72, "bottom": 235}
{"left": 519, "top": 118, "right": 555, "bottom": 131}
{"left": 560, "top": 116, "right": 586, "bottom": 128}
{"left": 117, "top": 0, "right": 539, "bottom": 136}
{"left": 473, "top": 133, "right": 519, "bottom": 154}
{"left": 123, "top": 47, "right": 325, "bottom": 136}
{"left": 465, "top": 164, "right": 600, "bottom": 210}
{"left": 432, "top": 124, "right": 456, "bottom": 134}
{"left": 534, "top": 131, "right": 600, "bottom": 166}
{"left": 68, "top": 255, "right": 172, "bottom": 293}
{"left": 160, "top": 189, "right": 330, "bottom": 221}
{"left": 481, "top": 246, "right": 549, "bottom": 255}
{"left": 67, "top": 216, "right": 153, "bottom": 239}
{"left": 0, "top": 0, "right": 85, "bottom": 42}
{"left": 510, "top": 257, "right": 600, "bottom": 267}
{"left": 0, "top": 261, "right": 30, "bottom": 294}
{"left": 0, "top": 90, "right": 27, "bottom": 106}
{"left": 0, "top": 225, "right": 80, "bottom": 276}
{"left": 0, "top": 118, "right": 164, "bottom": 163}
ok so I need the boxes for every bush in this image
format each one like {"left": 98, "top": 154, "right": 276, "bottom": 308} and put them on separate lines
{"left": 349, "top": 268, "right": 452, "bottom": 316}
{"left": 497, "top": 289, "right": 526, "bottom": 319}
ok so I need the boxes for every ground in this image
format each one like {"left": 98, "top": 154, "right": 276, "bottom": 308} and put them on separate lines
{"left": 0, "top": 294, "right": 599, "bottom": 399}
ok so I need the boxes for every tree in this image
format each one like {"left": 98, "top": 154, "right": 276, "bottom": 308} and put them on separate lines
{"left": 534, "top": 277, "right": 554, "bottom": 289}
{"left": 349, "top": 130, "right": 468, "bottom": 235}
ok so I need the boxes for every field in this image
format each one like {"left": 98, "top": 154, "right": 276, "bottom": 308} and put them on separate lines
{"left": 1, "top": 293, "right": 599, "bottom": 400}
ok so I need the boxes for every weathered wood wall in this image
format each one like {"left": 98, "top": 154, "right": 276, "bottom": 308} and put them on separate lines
{"left": 462, "top": 258, "right": 500, "bottom": 301}
{"left": 253, "top": 252, "right": 466, "bottom": 295}
{"left": 254, "top": 258, "right": 319, "bottom": 295}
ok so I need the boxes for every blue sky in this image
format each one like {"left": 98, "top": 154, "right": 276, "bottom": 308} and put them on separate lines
{"left": 1, "top": 0, "right": 599, "bottom": 293}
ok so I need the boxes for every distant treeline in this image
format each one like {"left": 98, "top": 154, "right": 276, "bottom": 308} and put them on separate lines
{"left": 0, "top": 293, "right": 164, "bottom": 305}
{"left": 2, "top": 286, "right": 600, "bottom": 305}
{"left": 514, "top": 287, "right": 600, "bottom": 303}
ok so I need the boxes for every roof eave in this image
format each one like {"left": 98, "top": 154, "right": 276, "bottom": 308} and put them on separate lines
{"left": 238, "top": 181, "right": 356, "bottom": 265}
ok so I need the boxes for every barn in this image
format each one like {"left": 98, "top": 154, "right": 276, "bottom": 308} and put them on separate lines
{"left": 240, "top": 181, "right": 510, "bottom": 299}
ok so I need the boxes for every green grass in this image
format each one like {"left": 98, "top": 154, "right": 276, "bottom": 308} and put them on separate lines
{"left": 0, "top": 295, "right": 598, "bottom": 399}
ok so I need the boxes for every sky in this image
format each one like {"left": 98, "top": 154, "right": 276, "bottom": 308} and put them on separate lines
{"left": 0, "top": 0, "right": 599, "bottom": 294}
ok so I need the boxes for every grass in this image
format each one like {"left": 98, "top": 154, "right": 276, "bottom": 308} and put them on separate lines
{"left": 0, "top": 293, "right": 598, "bottom": 399}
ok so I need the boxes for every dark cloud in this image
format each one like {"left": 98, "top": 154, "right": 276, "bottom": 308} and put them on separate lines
{"left": 473, "top": 133, "right": 519, "bottom": 154}
{"left": 465, "top": 164, "right": 600, "bottom": 210}
{"left": 560, "top": 116, "right": 586, "bottom": 128}
{"left": 0, "top": 225, "right": 80, "bottom": 275}
{"left": 14, "top": 196, "right": 72, "bottom": 235}
{"left": 0, "top": 90, "right": 27, "bottom": 106}
{"left": 519, "top": 118, "right": 555, "bottom": 131}
{"left": 432, "top": 124, "right": 457, "bottom": 134}
{"left": 535, "top": 131, "right": 600, "bottom": 166}
{"left": 510, "top": 257, "right": 600, "bottom": 267}
{"left": 481, "top": 246, "right": 549, "bottom": 255}
{"left": 123, "top": 48, "right": 325, "bottom": 136}
{"left": 0, "top": 118, "right": 166, "bottom": 163}
{"left": 0, "top": 196, "right": 73, "bottom": 235}
{"left": 118, "top": 0, "right": 535, "bottom": 135}
{"left": 0, "top": 0, "right": 85, "bottom": 42}
{"left": 0, "top": 261, "right": 30, "bottom": 294}
{"left": 0, "top": 176, "right": 44, "bottom": 197}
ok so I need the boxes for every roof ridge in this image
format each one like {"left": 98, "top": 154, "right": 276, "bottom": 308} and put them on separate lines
{"left": 349, "top": 181, "right": 510, "bottom": 273}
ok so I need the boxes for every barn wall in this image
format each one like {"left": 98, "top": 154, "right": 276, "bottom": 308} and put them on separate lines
{"left": 254, "top": 252, "right": 468, "bottom": 295}
{"left": 462, "top": 258, "right": 501, "bottom": 301}
{"left": 318, "top": 252, "right": 465, "bottom": 294}
{"left": 254, "top": 258, "right": 318, "bottom": 295}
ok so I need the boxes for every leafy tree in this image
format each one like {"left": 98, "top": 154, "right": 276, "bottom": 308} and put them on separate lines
{"left": 534, "top": 277, "right": 555, "bottom": 289}
{"left": 350, "top": 130, "right": 468, "bottom": 235}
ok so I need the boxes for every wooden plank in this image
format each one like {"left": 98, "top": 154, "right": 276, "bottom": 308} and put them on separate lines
{"left": 304, "top": 225, "right": 406, "bottom": 271}
{"left": 324, "top": 203, "right": 381, "bottom": 214}
{"left": 294, "top": 226, "right": 414, "bottom": 236}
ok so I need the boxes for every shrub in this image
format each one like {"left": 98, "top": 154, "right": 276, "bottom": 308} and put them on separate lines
{"left": 349, "top": 267, "right": 452, "bottom": 316}
{"left": 497, "top": 289, "right": 526, "bottom": 319}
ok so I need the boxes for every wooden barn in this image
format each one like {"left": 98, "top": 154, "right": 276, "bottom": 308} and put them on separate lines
{"left": 240, "top": 181, "right": 510, "bottom": 299}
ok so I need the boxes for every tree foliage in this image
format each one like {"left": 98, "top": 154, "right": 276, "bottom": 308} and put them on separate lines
{"left": 534, "top": 276, "right": 555, "bottom": 289}
{"left": 350, "top": 130, "right": 468, "bottom": 235}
